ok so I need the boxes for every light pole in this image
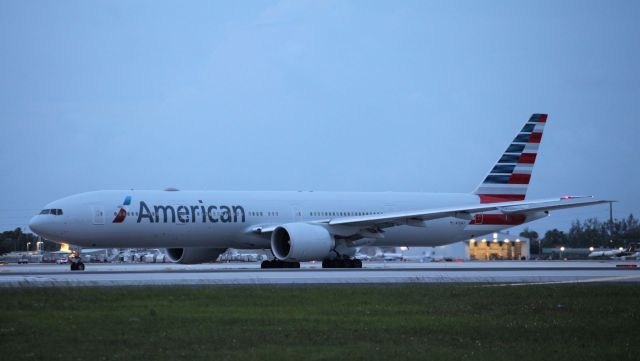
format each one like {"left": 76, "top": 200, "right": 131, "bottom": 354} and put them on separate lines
{"left": 560, "top": 246, "right": 565, "bottom": 260}
{"left": 26, "top": 242, "right": 31, "bottom": 252}
{"left": 538, "top": 238, "right": 542, "bottom": 257}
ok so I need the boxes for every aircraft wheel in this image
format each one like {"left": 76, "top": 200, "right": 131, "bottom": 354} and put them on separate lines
{"left": 70, "top": 262, "right": 77, "bottom": 271}
{"left": 322, "top": 259, "right": 340, "bottom": 268}
{"left": 261, "top": 260, "right": 300, "bottom": 269}
{"left": 78, "top": 262, "right": 85, "bottom": 271}
{"left": 322, "top": 258, "right": 361, "bottom": 268}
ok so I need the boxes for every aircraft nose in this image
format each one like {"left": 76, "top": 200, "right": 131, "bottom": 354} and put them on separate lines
{"left": 28, "top": 216, "right": 44, "bottom": 235}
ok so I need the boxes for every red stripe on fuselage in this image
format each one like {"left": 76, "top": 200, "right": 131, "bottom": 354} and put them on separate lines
{"left": 478, "top": 194, "right": 526, "bottom": 203}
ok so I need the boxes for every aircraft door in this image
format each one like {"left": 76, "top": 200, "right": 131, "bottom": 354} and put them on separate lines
{"left": 92, "top": 206, "right": 105, "bottom": 225}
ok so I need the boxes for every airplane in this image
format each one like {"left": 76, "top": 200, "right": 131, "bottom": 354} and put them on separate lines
{"left": 588, "top": 246, "right": 637, "bottom": 259}
{"left": 28, "top": 113, "right": 609, "bottom": 270}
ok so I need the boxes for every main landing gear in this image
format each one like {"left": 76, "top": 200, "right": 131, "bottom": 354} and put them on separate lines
{"left": 322, "top": 258, "right": 362, "bottom": 269}
{"left": 261, "top": 260, "right": 301, "bottom": 269}
{"left": 260, "top": 258, "right": 363, "bottom": 269}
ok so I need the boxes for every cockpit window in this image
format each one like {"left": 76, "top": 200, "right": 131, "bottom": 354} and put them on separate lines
{"left": 40, "top": 209, "right": 63, "bottom": 215}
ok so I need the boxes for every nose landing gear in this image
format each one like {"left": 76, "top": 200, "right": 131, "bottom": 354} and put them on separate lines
{"left": 69, "top": 252, "right": 85, "bottom": 271}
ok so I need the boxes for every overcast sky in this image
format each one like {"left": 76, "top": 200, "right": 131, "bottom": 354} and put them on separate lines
{"left": 1, "top": 0, "right": 638, "bottom": 236}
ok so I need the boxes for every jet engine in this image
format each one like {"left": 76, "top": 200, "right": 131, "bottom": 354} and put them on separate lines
{"left": 271, "top": 223, "right": 335, "bottom": 262}
{"left": 165, "top": 247, "right": 227, "bottom": 264}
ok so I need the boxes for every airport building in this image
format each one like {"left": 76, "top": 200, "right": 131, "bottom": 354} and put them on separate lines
{"left": 397, "top": 233, "right": 530, "bottom": 261}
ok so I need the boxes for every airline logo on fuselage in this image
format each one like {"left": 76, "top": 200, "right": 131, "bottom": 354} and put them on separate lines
{"left": 136, "top": 200, "right": 245, "bottom": 224}
{"left": 112, "top": 196, "right": 132, "bottom": 223}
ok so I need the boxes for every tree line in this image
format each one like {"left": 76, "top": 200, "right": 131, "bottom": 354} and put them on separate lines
{"left": 0, "top": 228, "right": 60, "bottom": 255}
{"left": 520, "top": 214, "right": 640, "bottom": 254}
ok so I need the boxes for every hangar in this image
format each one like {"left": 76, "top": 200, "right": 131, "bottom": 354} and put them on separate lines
{"left": 397, "top": 233, "right": 530, "bottom": 261}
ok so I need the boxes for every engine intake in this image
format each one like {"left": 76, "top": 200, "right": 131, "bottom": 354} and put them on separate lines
{"left": 165, "top": 247, "right": 226, "bottom": 264}
{"left": 271, "top": 223, "right": 334, "bottom": 262}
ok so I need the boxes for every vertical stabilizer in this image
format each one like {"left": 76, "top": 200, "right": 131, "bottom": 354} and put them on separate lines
{"left": 473, "top": 113, "right": 547, "bottom": 203}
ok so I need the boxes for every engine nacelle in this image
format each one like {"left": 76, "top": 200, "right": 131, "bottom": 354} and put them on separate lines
{"left": 271, "top": 223, "right": 335, "bottom": 262}
{"left": 165, "top": 247, "right": 226, "bottom": 264}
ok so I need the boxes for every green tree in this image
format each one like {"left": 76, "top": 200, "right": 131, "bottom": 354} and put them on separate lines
{"left": 0, "top": 227, "right": 57, "bottom": 254}
{"left": 543, "top": 228, "right": 568, "bottom": 247}
{"left": 519, "top": 228, "right": 540, "bottom": 254}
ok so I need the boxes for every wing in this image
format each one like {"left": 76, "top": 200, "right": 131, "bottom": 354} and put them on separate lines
{"left": 250, "top": 196, "right": 610, "bottom": 238}
{"left": 330, "top": 196, "right": 608, "bottom": 227}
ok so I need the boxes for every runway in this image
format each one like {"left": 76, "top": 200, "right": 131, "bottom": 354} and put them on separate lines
{"left": 1, "top": 260, "right": 639, "bottom": 287}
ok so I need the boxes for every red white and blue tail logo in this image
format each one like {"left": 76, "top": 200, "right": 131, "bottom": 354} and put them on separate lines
{"left": 473, "top": 114, "right": 547, "bottom": 203}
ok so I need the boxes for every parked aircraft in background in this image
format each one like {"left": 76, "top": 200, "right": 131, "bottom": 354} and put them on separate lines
{"left": 29, "top": 114, "right": 608, "bottom": 270}
{"left": 588, "top": 246, "right": 637, "bottom": 260}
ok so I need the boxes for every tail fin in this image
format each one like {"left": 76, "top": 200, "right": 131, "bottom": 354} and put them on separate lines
{"left": 473, "top": 113, "right": 547, "bottom": 203}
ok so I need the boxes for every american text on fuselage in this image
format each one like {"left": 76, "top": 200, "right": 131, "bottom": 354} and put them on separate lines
{"left": 136, "top": 201, "right": 245, "bottom": 224}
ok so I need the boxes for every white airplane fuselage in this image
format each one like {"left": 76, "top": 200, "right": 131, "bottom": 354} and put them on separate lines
{"left": 29, "top": 189, "right": 539, "bottom": 249}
